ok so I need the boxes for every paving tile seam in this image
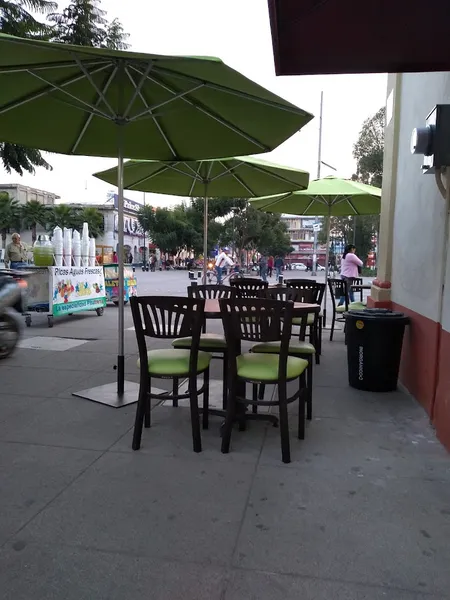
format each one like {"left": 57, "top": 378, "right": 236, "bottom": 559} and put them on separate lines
{"left": 230, "top": 563, "right": 446, "bottom": 598}
{"left": 0, "top": 437, "right": 130, "bottom": 453}
{"left": 228, "top": 386, "right": 275, "bottom": 570}
{"left": 0, "top": 426, "right": 133, "bottom": 551}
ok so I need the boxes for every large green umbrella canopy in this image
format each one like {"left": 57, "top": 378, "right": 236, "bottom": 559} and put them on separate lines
{"left": 250, "top": 177, "right": 382, "bottom": 215}
{"left": 0, "top": 32, "right": 313, "bottom": 403}
{"left": 0, "top": 33, "right": 313, "bottom": 159}
{"left": 94, "top": 156, "right": 310, "bottom": 281}
{"left": 250, "top": 177, "right": 382, "bottom": 322}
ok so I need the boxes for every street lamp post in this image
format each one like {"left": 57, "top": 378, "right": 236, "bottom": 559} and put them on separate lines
{"left": 231, "top": 206, "right": 238, "bottom": 262}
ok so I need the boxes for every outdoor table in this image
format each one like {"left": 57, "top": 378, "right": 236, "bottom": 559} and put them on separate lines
{"left": 204, "top": 298, "right": 320, "bottom": 319}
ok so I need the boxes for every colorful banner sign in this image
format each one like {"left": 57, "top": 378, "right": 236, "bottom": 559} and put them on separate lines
{"left": 49, "top": 266, "right": 106, "bottom": 316}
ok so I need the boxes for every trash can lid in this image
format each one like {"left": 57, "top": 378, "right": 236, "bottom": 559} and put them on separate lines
{"left": 347, "top": 309, "right": 410, "bottom": 323}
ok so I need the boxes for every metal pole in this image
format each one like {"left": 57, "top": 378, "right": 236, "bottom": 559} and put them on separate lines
{"left": 353, "top": 215, "right": 357, "bottom": 246}
{"left": 117, "top": 127, "right": 125, "bottom": 395}
{"left": 142, "top": 191, "right": 146, "bottom": 268}
{"left": 203, "top": 184, "right": 208, "bottom": 284}
{"left": 312, "top": 91, "right": 324, "bottom": 277}
{"left": 323, "top": 205, "right": 332, "bottom": 327}
{"left": 317, "top": 91, "right": 323, "bottom": 180}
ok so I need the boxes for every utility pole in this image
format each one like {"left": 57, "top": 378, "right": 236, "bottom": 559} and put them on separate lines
{"left": 142, "top": 192, "right": 147, "bottom": 270}
{"left": 312, "top": 91, "right": 323, "bottom": 276}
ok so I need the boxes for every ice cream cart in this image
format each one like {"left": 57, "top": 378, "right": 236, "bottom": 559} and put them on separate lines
{"left": 103, "top": 264, "right": 137, "bottom": 305}
{"left": 24, "top": 265, "right": 106, "bottom": 327}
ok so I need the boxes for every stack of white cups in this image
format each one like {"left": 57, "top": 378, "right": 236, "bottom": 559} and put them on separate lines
{"left": 89, "top": 238, "right": 96, "bottom": 267}
{"left": 72, "top": 230, "right": 81, "bottom": 266}
{"left": 81, "top": 222, "right": 89, "bottom": 267}
{"left": 53, "top": 226, "right": 63, "bottom": 266}
{"left": 63, "top": 228, "right": 72, "bottom": 266}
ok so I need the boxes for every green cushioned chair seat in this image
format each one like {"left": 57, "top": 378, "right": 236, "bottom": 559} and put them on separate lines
{"left": 252, "top": 340, "right": 315, "bottom": 355}
{"left": 336, "top": 302, "right": 366, "bottom": 313}
{"left": 292, "top": 313, "right": 321, "bottom": 326}
{"left": 172, "top": 333, "right": 227, "bottom": 349}
{"left": 236, "top": 353, "right": 308, "bottom": 382}
{"left": 138, "top": 349, "right": 212, "bottom": 376}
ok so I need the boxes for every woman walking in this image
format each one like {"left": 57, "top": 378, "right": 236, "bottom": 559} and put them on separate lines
{"left": 338, "top": 244, "right": 363, "bottom": 305}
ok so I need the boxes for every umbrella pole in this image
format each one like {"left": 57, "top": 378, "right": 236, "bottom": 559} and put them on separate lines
{"left": 117, "top": 130, "right": 125, "bottom": 395}
{"left": 203, "top": 184, "right": 208, "bottom": 284}
{"left": 323, "top": 207, "right": 331, "bottom": 327}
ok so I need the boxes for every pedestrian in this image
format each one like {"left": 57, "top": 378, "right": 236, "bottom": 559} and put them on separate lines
{"left": 274, "top": 255, "right": 284, "bottom": 279}
{"left": 258, "top": 254, "right": 268, "bottom": 282}
{"left": 267, "top": 255, "right": 274, "bottom": 277}
{"left": 338, "top": 244, "right": 363, "bottom": 305}
{"left": 5, "top": 233, "right": 28, "bottom": 269}
{"left": 215, "top": 247, "right": 233, "bottom": 284}
{"left": 112, "top": 251, "right": 118, "bottom": 263}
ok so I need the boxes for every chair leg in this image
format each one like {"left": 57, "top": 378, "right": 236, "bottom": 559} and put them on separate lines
{"left": 132, "top": 379, "right": 148, "bottom": 450}
{"left": 172, "top": 377, "right": 179, "bottom": 407}
{"left": 298, "top": 374, "right": 306, "bottom": 440}
{"left": 278, "top": 383, "right": 291, "bottom": 464}
{"left": 258, "top": 383, "right": 265, "bottom": 401}
{"left": 329, "top": 313, "right": 336, "bottom": 341}
{"left": 252, "top": 384, "right": 258, "bottom": 414}
{"left": 315, "top": 321, "right": 321, "bottom": 365}
{"left": 221, "top": 380, "right": 237, "bottom": 454}
{"left": 188, "top": 375, "right": 202, "bottom": 453}
{"left": 144, "top": 376, "right": 151, "bottom": 428}
{"left": 306, "top": 358, "right": 313, "bottom": 420}
{"left": 202, "top": 368, "right": 210, "bottom": 430}
{"left": 222, "top": 353, "right": 228, "bottom": 410}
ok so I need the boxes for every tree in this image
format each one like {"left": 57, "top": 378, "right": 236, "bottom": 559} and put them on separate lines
{"left": 0, "top": 193, "right": 21, "bottom": 249}
{"left": 73, "top": 206, "right": 104, "bottom": 238}
{"left": 353, "top": 106, "right": 385, "bottom": 187}
{"left": 137, "top": 205, "right": 187, "bottom": 256}
{"left": 21, "top": 199, "right": 49, "bottom": 244}
{"left": 319, "top": 215, "right": 378, "bottom": 267}
{"left": 0, "top": 0, "right": 55, "bottom": 175}
{"left": 49, "top": 0, "right": 129, "bottom": 49}
{"left": 47, "top": 204, "right": 77, "bottom": 230}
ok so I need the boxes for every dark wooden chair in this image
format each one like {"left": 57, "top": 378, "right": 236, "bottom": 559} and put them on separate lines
{"left": 219, "top": 297, "right": 308, "bottom": 463}
{"left": 327, "top": 278, "right": 367, "bottom": 341}
{"left": 172, "top": 284, "right": 236, "bottom": 409}
{"left": 130, "top": 296, "right": 212, "bottom": 453}
{"left": 285, "top": 280, "right": 325, "bottom": 364}
{"left": 253, "top": 287, "right": 317, "bottom": 419}
{"left": 230, "top": 278, "right": 269, "bottom": 297}
{"left": 352, "top": 276, "right": 364, "bottom": 302}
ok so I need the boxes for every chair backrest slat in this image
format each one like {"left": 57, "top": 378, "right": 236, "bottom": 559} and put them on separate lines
{"left": 229, "top": 278, "right": 269, "bottom": 298}
{"left": 285, "top": 279, "right": 325, "bottom": 305}
{"left": 187, "top": 284, "right": 236, "bottom": 300}
{"left": 130, "top": 295, "right": 204, "bottom": 339}
{"left": 328, "top": 278, "right": 348, "bottom": 311}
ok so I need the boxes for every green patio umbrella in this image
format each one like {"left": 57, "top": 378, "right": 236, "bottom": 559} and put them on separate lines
{"left": 250, "top": 176, "right": 382, "bottom": 322}
{"left": 0, "top": 33, "right": 313, "bottom": 405}
{"left": 94, "top": 156, "right": 310, "bottom": 282}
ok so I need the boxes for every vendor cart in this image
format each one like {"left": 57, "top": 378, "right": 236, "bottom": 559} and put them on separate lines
{"left": 24, "top": 265, "right": 106, "bottom": 327}
{"left": 103, "top": 264, "right": 137, "bottom": 305}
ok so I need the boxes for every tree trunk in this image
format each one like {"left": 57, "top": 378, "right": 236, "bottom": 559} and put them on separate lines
{"left": 1, "top": 231, "right": 6, "bottom": 250}
{"left": 32, "top": 224, "right": 37, "bottom": 245}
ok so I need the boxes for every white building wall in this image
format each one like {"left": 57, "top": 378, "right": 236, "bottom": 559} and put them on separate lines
{"left": 391, "top": 72, "right": 450, "bottom": 326}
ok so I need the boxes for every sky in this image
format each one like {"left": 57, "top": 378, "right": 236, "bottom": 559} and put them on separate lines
{"left": 1, "top": 0, "right": 387, "bottom": 208}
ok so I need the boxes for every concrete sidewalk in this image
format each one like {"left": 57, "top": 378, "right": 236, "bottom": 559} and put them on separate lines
{"left": 0, "top": 306, "right": 449, "bottom": 599}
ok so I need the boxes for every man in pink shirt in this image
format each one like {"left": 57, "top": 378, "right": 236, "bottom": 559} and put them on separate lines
{"left": 338, "top": 244, "right": 363, "bottom": 305}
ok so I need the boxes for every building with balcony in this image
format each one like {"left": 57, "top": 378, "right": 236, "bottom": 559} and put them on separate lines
{"left": 281, "top": 215, "right": 326, "bottom": 266}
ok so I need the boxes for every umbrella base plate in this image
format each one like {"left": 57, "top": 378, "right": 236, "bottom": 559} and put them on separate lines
{"left": 73, "top": 380, "right": 140, "bottom": 408}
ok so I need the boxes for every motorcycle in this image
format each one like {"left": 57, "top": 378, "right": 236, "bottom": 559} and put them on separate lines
{"left": 0, "top": 269, "right": 28, "bottom": 359}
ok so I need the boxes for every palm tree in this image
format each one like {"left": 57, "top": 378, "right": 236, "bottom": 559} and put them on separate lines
{"left": 0, "top": 193, "right": 21, "bottom": 249}
{"left": 47, "top": 204, "right": 77, "bottom": 231}
{"left": 21, "top": 199, "right": 49, "bottom": 244}
{"left": 74, "top": 206, "right": 104, "bottom": 238}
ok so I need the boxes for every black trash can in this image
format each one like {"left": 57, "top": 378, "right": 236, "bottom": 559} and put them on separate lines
{"left": 346, "top": 309, "right": 410, "bottom": 392}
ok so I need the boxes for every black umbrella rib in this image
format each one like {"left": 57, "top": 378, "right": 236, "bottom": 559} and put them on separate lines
{"left": 129, "top": 66, "right": 269, "bottom": 153}
{"left": 244, "top": 162, "right": 308, "bottom": 189}
{"left": 0, "top": 59, "right": 108, "bottom": 74}
{"left": 123, "top": 66, "right": 178, "bottom": 158}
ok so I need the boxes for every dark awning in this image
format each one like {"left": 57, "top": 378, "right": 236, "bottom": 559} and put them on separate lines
{"left": 268, "top": 0, "right": 450, "bottom": 76}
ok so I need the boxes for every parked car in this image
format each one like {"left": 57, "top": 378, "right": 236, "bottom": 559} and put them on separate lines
{"left": 291, "top": 262, "right": 307, "bottom": 270}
